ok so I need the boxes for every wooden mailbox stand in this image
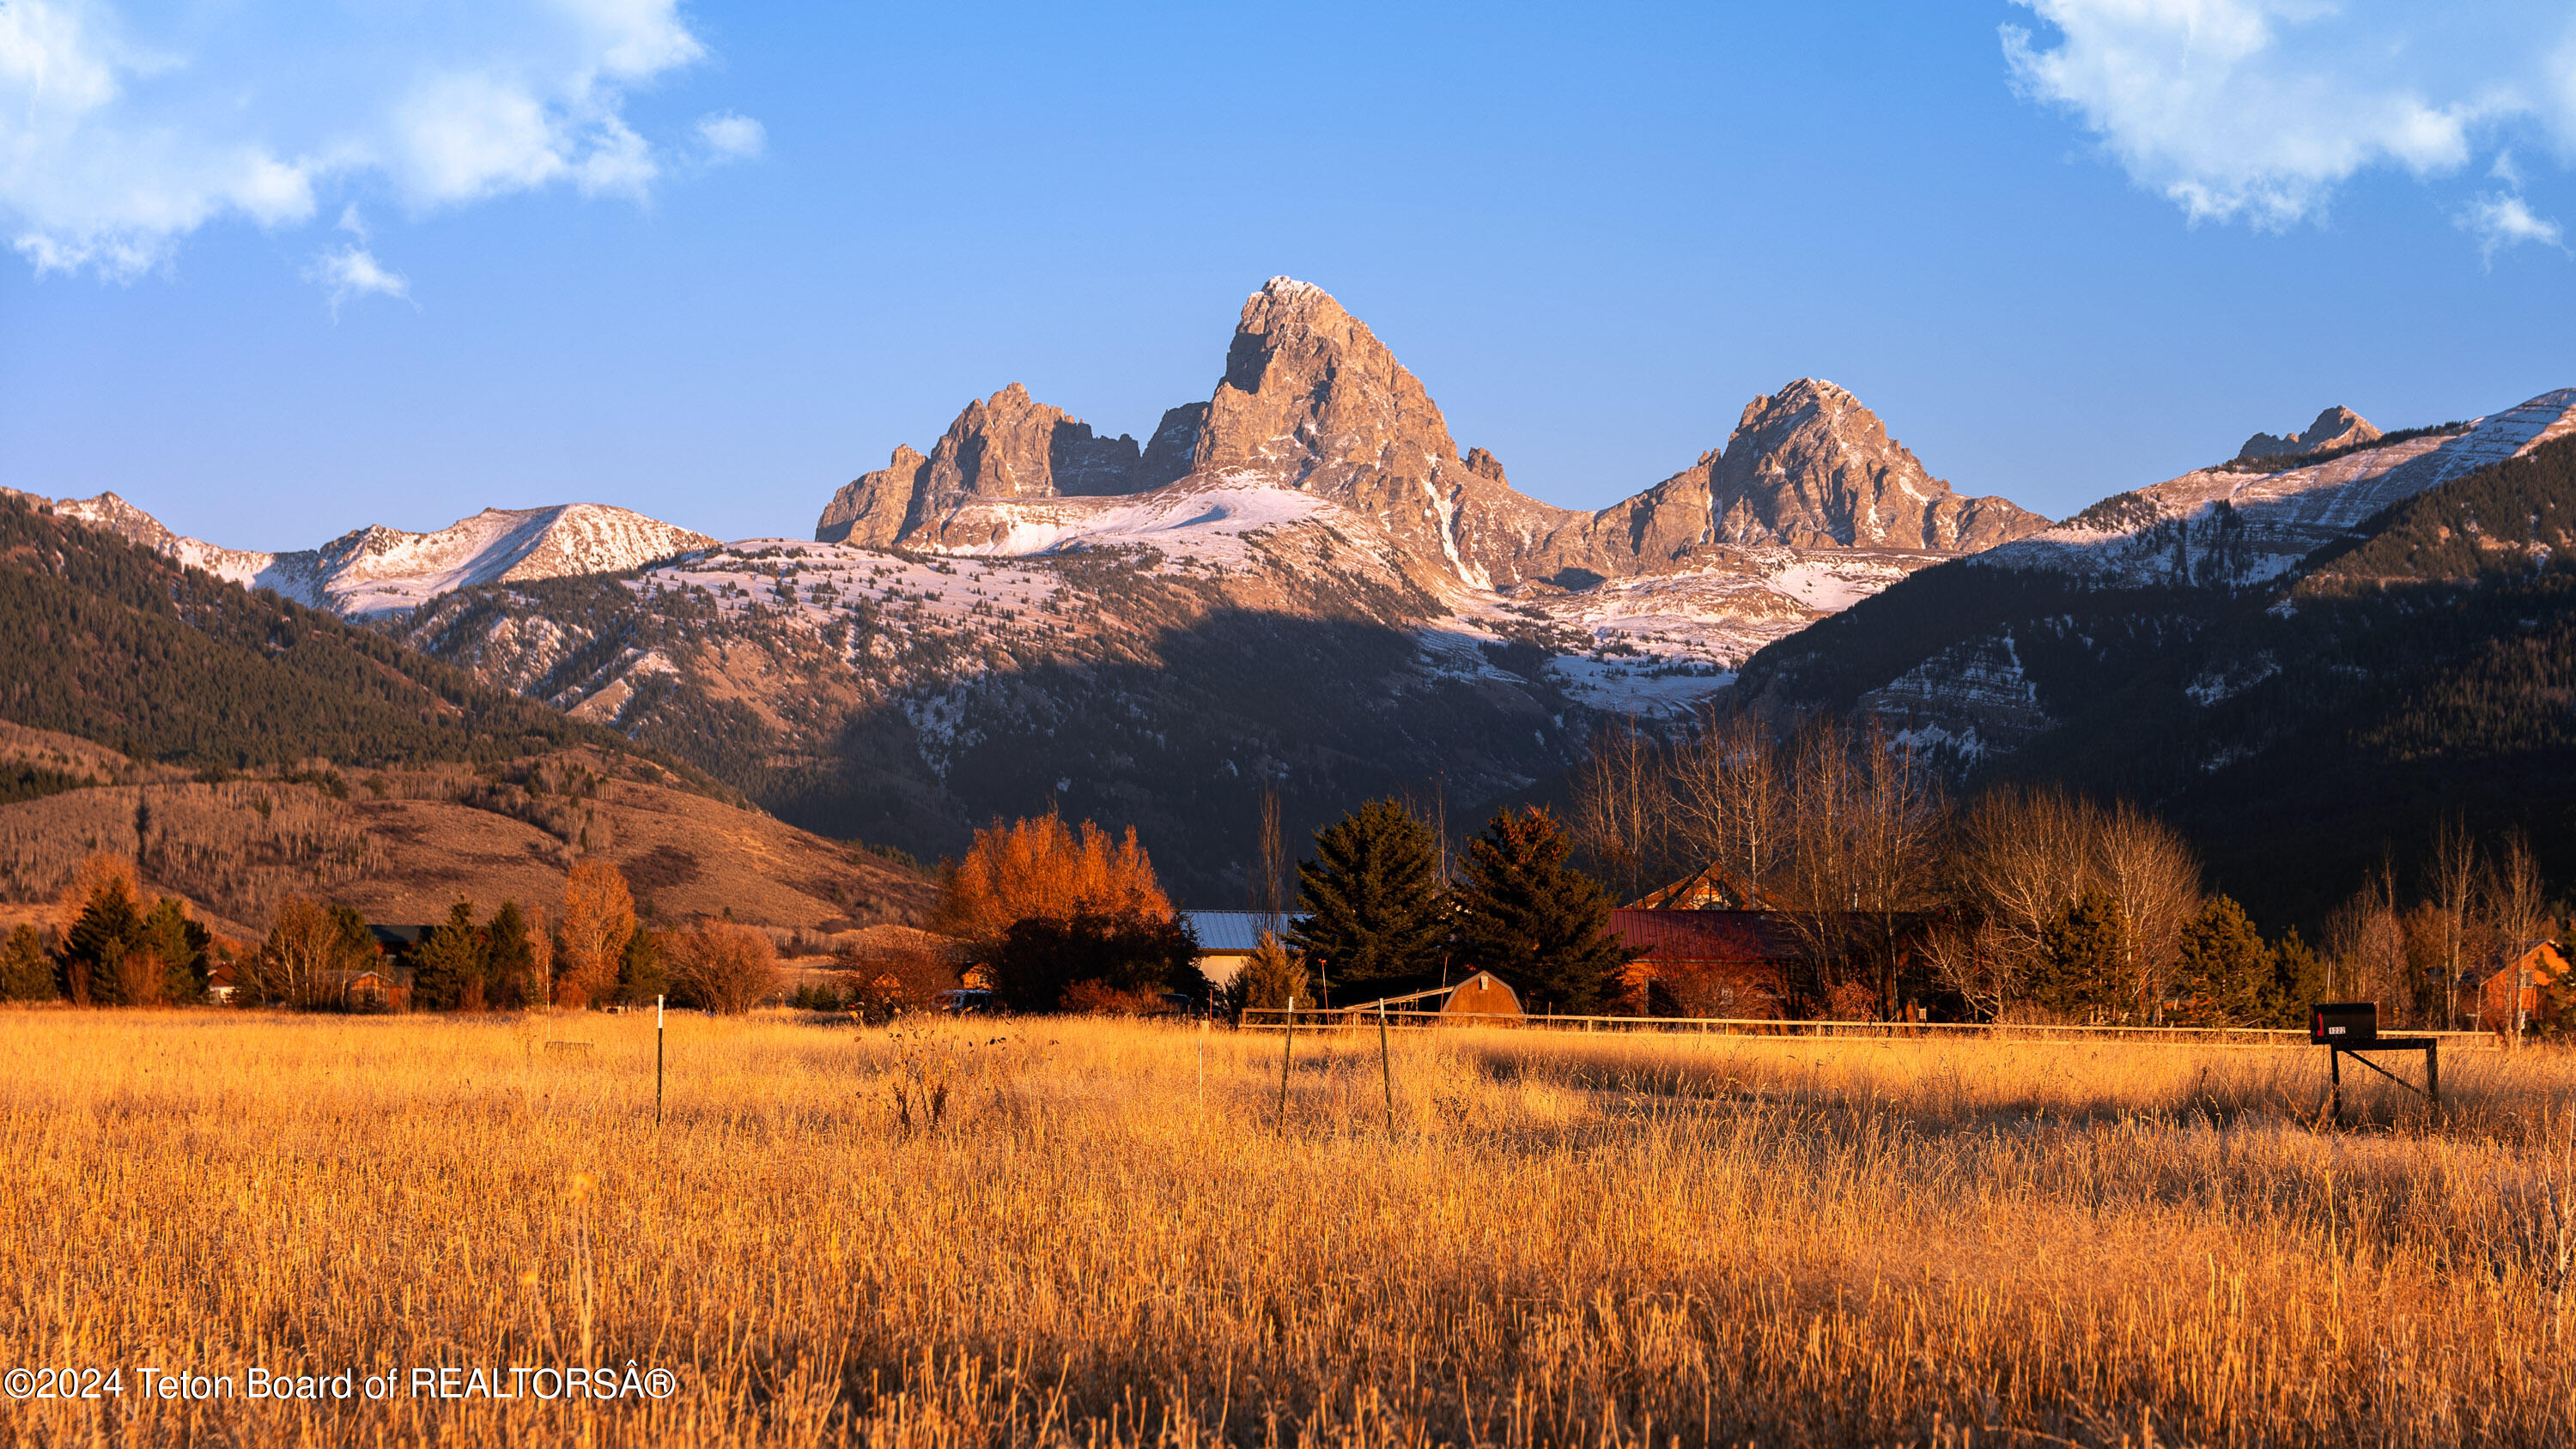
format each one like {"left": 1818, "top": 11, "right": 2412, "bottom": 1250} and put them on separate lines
{"left": 2313, "top": 1001, "right": 2439, "bottom": 1125}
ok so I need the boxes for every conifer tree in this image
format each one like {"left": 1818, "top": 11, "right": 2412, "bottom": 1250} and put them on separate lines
{"left": 485, "top": 900, "right": 542, "bottom": 1009}
{"left": 617, "top": 925, "right": 669, "bottom": 1007}
{"left": 411, "top": 900, "right": 491, "bottom": 1011}
{"left": 0, "top": 925, "right": 54, "bottom": 1002}
{"left": 59, "top": 874, "right": 145, "bottom": 1005}
{"left": 1230, "top": 931, "right": 1310, "bottom": 1013}
{"left": 1288, "top": 798, "right": 1450, "bottom": 1001}
{"left": 2170, "top": 894, "right": 2275, "bottom": 1026}
{"left": 1454, "top": 806, "right": 1639, "bottom": 1013}
{"left": 2269, "top": 926, "right": 2328, "bottom": 1028}
{"left": 137, "top": 898, "right": 210, "bottom": 1003}
{"left": 2026, "top": 888, "right": 2129, "bottom": 1018}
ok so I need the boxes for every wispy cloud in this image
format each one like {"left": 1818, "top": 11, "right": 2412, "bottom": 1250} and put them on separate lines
{"left": 0, "top": 0, "right": 758, "bottom": 282}
{"left": 696, "top": 112, "right": 767, "bottom": 164}
{"left": 2459, "top": 191, "right": 2566, "bottom": 264}
{"left": 305, "top": 245, "right": 410, "bottom": 318}
{"left": 2002, "top": 0, "right": 2574, "bottom": 242}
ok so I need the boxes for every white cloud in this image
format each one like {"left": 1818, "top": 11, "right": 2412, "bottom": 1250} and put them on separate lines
{"left": 2002, "top": 1, "right": 2576, "bottom": 229}
{"left": 305, "top": 244, "right": 410, "bottom": 317}
{"left": 0, "top": 0, "right": 756, "bottom": 281}
{"left": 2459, "top": 191, "right": 2566, "bottom": 261}
{"left": 696, "top": 112, "right": 766, "bottom": 163}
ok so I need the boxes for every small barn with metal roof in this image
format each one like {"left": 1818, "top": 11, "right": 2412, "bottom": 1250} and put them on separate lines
{"left": 1179, "top": 910, "right": 1276, "bottom": 987}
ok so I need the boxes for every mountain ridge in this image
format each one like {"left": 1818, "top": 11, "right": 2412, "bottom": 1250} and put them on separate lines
{"left": 812, "top": 277, "right": 2048, "bottom": 595}
{"left": 10, "top": 491, "right": 716, "bottom": 620}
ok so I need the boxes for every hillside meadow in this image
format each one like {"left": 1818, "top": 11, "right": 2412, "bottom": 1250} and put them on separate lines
{"left": 1, "top": 1011, "right": 2572, "bottom": 1447}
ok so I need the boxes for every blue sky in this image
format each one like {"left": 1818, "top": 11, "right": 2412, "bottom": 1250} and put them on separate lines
{"left": 4, "top": 1, "right": 2574, "bottom": 551}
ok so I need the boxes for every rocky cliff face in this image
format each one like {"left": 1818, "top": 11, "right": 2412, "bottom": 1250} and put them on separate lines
{"left": 1518, "top": 380, "right": 2047, "bottom": 582}
{"left": 1729, "top": 386, "right": 2576, "bottom": 776}
{"left": 816, "top": 385, "right": 1149, "bottom": 547}
{"left": 817, "top": 279, "right": 2045, "bottom": 593}
{"left": 1704, "top": 380, "right": 2045, "bottom": 550}
{"left": 2238, "top": 405, "right": 2380, "bottom": 463}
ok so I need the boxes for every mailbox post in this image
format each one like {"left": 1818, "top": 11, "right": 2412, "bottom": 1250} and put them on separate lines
{"left": 2312, "top": 1001, "right": 2440, "bottom": 1125}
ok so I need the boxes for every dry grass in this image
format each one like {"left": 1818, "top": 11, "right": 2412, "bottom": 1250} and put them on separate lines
{"left": 0, "top": 747, "right": 933, "bottom": 935}
{"left": 3, "top": 1013, "right": 2573, "bottom": 1448}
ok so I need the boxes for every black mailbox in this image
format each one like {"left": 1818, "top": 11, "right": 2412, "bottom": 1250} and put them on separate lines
{"left": 2312, "top": 1001, "right": 2378, "bottom": 1046}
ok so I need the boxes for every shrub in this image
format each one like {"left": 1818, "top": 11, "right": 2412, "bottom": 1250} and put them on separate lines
{"left": 832, "top": 940, "right": 960, "bottom": 1024}
{"left": 672, "top": 921, "right": 780, "bottom": 1015}
{"left": 987, "top": 909, "right": 1200, "bottom": 1015}
{"left": 1230, "top": 931, "right": 1309, "bottom": 1012}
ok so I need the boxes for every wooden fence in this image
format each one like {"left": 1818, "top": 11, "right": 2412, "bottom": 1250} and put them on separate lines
{"left": 1236, "top": 1007, "right": 2503, "bottom": 1049}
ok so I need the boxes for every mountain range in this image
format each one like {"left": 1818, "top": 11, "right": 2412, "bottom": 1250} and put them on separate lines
{"left": 15, "top": 278, "right": 2054, "bottom": 900}
{"left": 12, "top": 275, "right": 2572, "bottom": 921}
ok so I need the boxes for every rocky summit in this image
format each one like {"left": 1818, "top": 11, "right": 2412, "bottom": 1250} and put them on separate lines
{"left": 815, "top": 277, "right": 2047, "bottom": 594}
{"left": 2237, "top": 405, "right": 2381, "bottom": 463}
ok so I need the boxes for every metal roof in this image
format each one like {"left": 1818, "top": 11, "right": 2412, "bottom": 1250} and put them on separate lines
{"left": 1608, "top": 909, "right": 1806, "bottom": 962}
{"left": 1181, "top": 910, "right": 1280, "bottom": 953}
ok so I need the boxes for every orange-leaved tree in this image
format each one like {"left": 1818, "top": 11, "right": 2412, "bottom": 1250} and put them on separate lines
{"left": 553, "top": 859, "right": 636, "bottom": 1009}
{"left": 936, "top": 815, "right": 1171, "bottom": 945}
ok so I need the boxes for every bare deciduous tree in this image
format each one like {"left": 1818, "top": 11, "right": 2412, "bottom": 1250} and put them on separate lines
{"left": 1570, "top": 715, "right": 1669, "bottom": 902}
{"left": 1664, "top": 712, "right": 1787, "bottom": 905}
{"left": 2427, "top": 815, "right": 2480, "bottom": 1028}
{"left": 2093, "top": 801, "right": 2202, "bottom": 1022}
{"left": 2324, "top": 862, "right": 2413, "bottom": 1022}
{"left": 1253, "top": 783, "right": 1289, "bottom": 937}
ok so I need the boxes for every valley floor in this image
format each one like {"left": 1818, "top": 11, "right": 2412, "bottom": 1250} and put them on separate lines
{"left": 1, "top": 1012, "right": 2569, "bottom": 1446}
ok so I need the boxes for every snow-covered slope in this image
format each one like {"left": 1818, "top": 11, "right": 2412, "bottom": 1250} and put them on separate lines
{"left": 32, "top": 496, "right": 716, "bottom": 618}
{"left": 1729, "top": 384, "right": 2576, "bottom": 772}
{"left": 1981, "top": 389, "right": 2576, "bottom": 586}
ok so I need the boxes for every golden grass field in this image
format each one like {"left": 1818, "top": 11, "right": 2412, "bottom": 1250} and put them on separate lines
{"left": 2, "top": 1011, "right": 2573, "bottom": 1448}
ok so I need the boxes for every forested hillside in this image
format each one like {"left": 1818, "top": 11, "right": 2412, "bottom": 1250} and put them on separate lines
{"left": 0, "top": 494, "right": 690, "bottom": 781}
{"left": 2001, "top": 433, "right": 2576, "bottom": 924}
{"left": 1724, "top": 433, "right": 2576, "bottom": 928}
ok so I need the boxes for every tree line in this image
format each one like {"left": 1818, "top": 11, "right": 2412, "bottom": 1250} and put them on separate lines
{"left": 1572, "top": 710, "right": 2570, "bottom": 1028}
{"left": 914, "top": 797, "right": 1639, "bottom": 1018}
{"left": 0, "top": 855, "right": 789, "bottom": 1016}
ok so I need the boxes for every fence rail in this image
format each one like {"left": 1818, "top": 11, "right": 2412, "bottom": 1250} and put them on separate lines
{"left": 1236, "top": 1007, "right": 2502, "bottom": 1048}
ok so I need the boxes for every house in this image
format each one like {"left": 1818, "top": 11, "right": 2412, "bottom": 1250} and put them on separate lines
{"left": 2475, "top": 940, "right": 2570, "bottom": 1034}
{"left": 318, "top": 968, "right": 406, "bottom": 1011}
{"left": 1179, "top": 910, "right": 1277, "bottom": 987}
{"left": 1606, "top": 907, "right": 1806, "bottom": 1019}
{"left": 1626, "top": 864, "right": 1770, "bottom": 912}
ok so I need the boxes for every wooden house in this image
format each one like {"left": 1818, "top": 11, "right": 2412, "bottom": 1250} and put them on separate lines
{"left": 319, "top": 968, "right": 406, "bottom": 1011}
{"left": 1607, "top": 907, "right": 1806, "bottom": 1019}
{"left": 2475, "top": 940, "right": 2569, "bottom": 1034}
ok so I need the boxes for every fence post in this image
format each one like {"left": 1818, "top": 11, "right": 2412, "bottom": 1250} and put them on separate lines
{"left": 1277, "top": 997, "right": 1297, "bottom": 1126}
{"left": 2427, "top": 1039, "right": 2441, "bottom": 1116}
{"left": 1377, "top": 999, "right": 1394, "bottom": 1132}
{"left": 654, "top": 993, "right": 665, "bottom": 1129}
